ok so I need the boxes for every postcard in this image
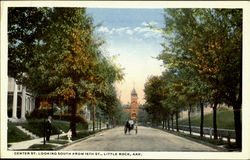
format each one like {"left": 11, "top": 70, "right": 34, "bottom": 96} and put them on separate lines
{"left": 1, "top": 1, "right": 250, "bottom": 159}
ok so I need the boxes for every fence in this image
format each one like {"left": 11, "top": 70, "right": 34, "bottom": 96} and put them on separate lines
{"left": 162, "top": 125, "right": 236, "bottom": 143}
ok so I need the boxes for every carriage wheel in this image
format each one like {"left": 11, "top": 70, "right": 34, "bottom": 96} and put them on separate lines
{"left": 124, "top": 127, "right": 127, "bottom": 134}
{"left": 136, "top": 126, "right": 138, "bottom": 134}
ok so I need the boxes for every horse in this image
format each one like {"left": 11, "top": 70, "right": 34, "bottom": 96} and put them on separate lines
{"left": 124, "top": 120, "right": 136, "bottom": 134}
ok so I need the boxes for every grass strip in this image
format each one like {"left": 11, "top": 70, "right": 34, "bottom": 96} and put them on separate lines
{"left": 28, "top": 144, "right": 57, "bottom": 150}
{"left": 165, "top": 129, "right": 240, "bottom": 151}
{"left": 178, "top": 109, "right": 235, "bottom": 130}
{"left": 47, "top": 140, "right": 69, "bottom": 145}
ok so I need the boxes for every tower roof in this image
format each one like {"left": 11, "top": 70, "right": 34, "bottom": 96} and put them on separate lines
{"left": 131, "top": 88, "right": 137, "bottom": 95}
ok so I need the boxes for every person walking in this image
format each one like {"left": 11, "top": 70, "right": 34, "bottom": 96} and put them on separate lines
{"left": 46, "top": 116, "right": 52, "bottom": 141}
{"left": 125, "top": 120, "right": 131, "bottom": 134}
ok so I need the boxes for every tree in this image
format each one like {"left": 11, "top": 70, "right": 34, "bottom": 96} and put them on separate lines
{"left": 137, "top": 108, "right": 150, "bottom": 126}
{"left": 162, "top": 70, "right": 187, "bottom": 132}
{"left": 144, "top": 76, "right": 165, "bottom": 127}
{"left": 8, "top": 8, "right": 49, "bottom": 78}
{"left": 160, "top": 9, "right": 242, "bottom": 147}
{"left": 21, "top": 8, "right": 123, "bottom": 137}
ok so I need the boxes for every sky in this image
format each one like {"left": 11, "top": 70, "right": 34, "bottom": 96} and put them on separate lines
{"left": 86, "top": 8, "right": 165, "bottom": 105}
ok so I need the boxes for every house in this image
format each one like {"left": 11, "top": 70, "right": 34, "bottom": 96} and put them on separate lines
{"left": 8, "top": 77, "right": 35, "bottom": 122}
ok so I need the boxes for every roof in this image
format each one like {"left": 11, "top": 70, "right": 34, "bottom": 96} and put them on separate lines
{"left": 131, "top": 88, "right": 137, "bottom": 95}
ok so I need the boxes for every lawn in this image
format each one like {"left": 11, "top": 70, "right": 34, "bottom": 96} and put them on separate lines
{"left": 8, "top": 123, "right": 32, "bottom": 143}
{"left": 20, "top": 119, "right": 70, "bottom": 137}
{"left": 28, "top": 144, "right": 57, "bottom": 150}
{"left": 8, "top": 119, "right": 89, "bottom": 143}
{"left": 47, "top": 140, "right": 69, "bottom": 144}
{"left": 178, "top": 109, "right": 235, "bottom": 129}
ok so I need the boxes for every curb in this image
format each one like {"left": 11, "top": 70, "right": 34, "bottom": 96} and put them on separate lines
{"left": 155, "top": 127, "right": 229, "bottom": 152}
{"left": 54, "top": 129, "right": 108, "bottom": 151}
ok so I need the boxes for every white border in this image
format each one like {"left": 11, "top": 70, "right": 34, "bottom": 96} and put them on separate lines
{"left": 1, "top": 1, "right": 250, "bottom": 159}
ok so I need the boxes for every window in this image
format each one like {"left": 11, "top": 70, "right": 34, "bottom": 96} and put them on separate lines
{"left": 17, "top": 85, "right": 21, "bottom": 91}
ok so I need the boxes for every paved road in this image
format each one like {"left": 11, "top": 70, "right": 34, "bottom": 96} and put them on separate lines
{"left": 60, "top": 126, "right": 219, "bottom": 151}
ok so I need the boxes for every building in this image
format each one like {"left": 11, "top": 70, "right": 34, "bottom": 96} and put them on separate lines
{"left": 78, "top": 104, "right": 91, "bottom": 122}
{"left": 123, "top": 88, "right": 140, "bottom": 122}
{"left": 8, "top": 77, "right": 36, "bottom": 122}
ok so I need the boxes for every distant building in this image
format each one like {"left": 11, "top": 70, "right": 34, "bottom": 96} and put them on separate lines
{"left": 123, "top": 88, "right": 140, "bottom": 122}
{"left": 8, "top": 77, "right": 36, "bottom": 122}
{"left": 78, "top": 104, "right": 91, "bottom": 122}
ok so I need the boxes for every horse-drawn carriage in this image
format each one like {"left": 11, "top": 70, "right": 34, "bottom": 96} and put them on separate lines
{"left": 124, "top": 120, "right": 137, "bottom": 134}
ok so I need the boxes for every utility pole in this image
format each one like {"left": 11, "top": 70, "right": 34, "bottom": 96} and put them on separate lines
{"left": 93, "top": 102, "right": 95, "bottom": 132}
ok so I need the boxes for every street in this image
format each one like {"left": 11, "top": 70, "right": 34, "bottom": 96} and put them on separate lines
{"left": 60, "top": 126, "right": 219, "bottom": 151}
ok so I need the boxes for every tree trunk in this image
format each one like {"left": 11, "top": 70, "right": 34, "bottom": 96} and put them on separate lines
{"left": 151, "top": 118, "right": 153, "bottom": 127}
{"left": 99, "top": 118, "right": 102, "bottom": 130}
{"left": 188, "top": 104, "right": 192, "bottom": 135}
{"left": 96, "top": 118, "right": 98, "bottom": 130}
{"left": 164, "top": 119, "right": 167, "bottom": 129}
{"left": 93, "top": 103, "right": 95, "bottom": 132}
{"left": 233, "top": 68, "right": 242, "bottom": 149}
{"left": 167, "top": 117, "right": 170, "bottom": 131}
{"left": 200, "top": 99, "right": 204, "bottom": 137}
{"left": 70, "top": 101, "right": 77, "bottom": 137}
{"left": 162, "top": 119, "right": 164, "bottom": 129}
{"left": 113, "top": 116, "right": 115, "bottom": 128}
{"left": 171, "top": 114, "right": 174, "bottom": 131}
{"left": 213, "top": 102, "right": 218, "bottom": 140}
{"left": 233, "top": 106, "right": 242, "bottom": 148}
{"left": 176, "top": 111, "right": 179, "bottom": 132}
{"left": 97, "top": 117, "right": 99, "bottom": 130}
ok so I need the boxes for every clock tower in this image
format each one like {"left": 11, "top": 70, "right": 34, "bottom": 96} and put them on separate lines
{"left": 130, "top": 88, "right": 139, "bottom": 121}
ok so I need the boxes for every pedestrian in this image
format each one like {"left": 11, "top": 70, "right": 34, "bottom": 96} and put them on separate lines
{"left": 67, "top": 129, "right": 72, "bottom": 142}
{"left": 126, "top": 120, "right": 130, "bottom": 128}
{"left": 46, "top": 116, "right": 52, "bottom": 141}
{"left": 125, "top": 120, "right": 130, "bottom": 134}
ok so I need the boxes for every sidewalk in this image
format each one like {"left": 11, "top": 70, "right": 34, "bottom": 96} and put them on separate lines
{"left": 8, "top": 127, "right": 109, "bottom": 150}
{"left": 8, "top": 133, "right": 67, "bottom": 150}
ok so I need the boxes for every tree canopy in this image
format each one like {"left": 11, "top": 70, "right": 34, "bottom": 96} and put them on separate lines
{"left": 8, "top": 7, "right": 124, "bottom": 136}
{"left": 144, "top": 8, "right": 242, "bottom": 148}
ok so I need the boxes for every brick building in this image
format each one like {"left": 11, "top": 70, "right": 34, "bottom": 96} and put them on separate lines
{"left": 123, "top": 88, "right": 139, "bottom": 122}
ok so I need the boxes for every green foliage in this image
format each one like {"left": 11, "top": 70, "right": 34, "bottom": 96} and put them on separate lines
{"left": 76, "top": 122, "right": 89, "bottom": 130}
{"left": 26, "top": 108, "right": 51, "bottom": 119}
{"left": 155, "top": 8, "right": 242, "bottom": 146}
{"left": 144, "top": 76, "right": 165, "bottom": 123}
{"left": 8, "top": 7, "right": 50, "bottom": 78}
{"left": 8, "top": 8, "right": 124, "bottom": 136}
{"left": 161, "top": 8, "right": 242, "bottom": 106}
{"left": 53, "top": 114, "right": 88, "bottom": 124}
{"left": 137, "top": 109, "right": 150, "bottom": 125}
{"left": 95, "top": 84, "right": 124, "bottom": 122}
